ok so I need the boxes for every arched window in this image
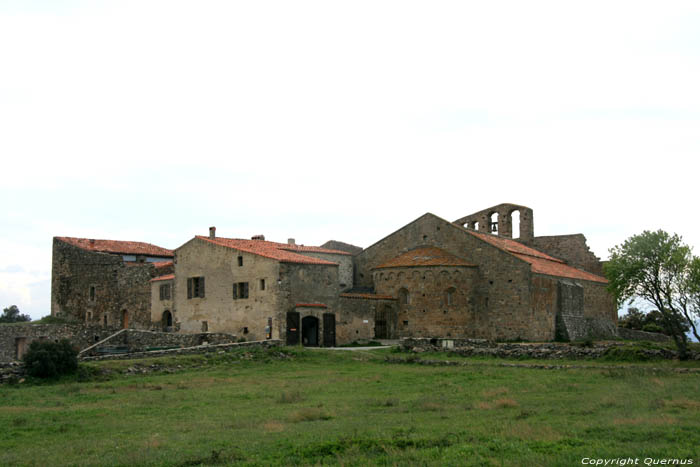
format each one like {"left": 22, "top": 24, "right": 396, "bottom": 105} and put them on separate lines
{"left": 474, "top": 221, "right": 480, "bottom": 231}
{"left": 511, "top": 210, "right": 520, "bottom": 239}
{"left": 490, "top": 212, "right": 499, "bottom": 235}
{"left": 398, "top": 288, "right": 410, "bottom": 305}
{"left": 445, "top": 287, "right": 456, "bottom": 306}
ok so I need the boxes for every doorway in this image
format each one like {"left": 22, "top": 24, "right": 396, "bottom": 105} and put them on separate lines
{"left": 121, "top": 310, "right": 129, "bottom": 329}
{"left": 162, "top": 310, "right": 173, "bottom": 332}
{"left": 301, "top": 316, "right": 319, "bottom": 347}
{"left": 286, "top": 311, "right": 300, "bottom": 345}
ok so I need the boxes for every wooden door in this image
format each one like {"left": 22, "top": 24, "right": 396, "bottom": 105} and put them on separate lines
{"left": 323, "top": 313, "right": 336, "bottom": 347}
{"left": 286, "top": 311, "right": 300, "bottom": 345}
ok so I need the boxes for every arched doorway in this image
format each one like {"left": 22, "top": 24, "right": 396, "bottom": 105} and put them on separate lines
{"left": 121, "top": 310, "right": 129, "bottom": 329}
{"left": 301, "top": 316, "right": 319, "bottom": 347}
{"left": 162, "top": 310, "right": 172, "bottom": 332}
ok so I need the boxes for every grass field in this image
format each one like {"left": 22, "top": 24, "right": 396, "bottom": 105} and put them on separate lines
{"left": 1, "top": 347, "right": 699, "bottom": 466}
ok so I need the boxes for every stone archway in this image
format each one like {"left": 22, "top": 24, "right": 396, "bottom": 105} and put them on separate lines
{"left": 162, "top": 310, "right": 173, "bottom": 332}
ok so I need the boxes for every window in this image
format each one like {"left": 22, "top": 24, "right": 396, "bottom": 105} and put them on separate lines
{"left": 233, "top": 282, "right": 249, "bottom": 299}
{"left": 89, "top": 286, "right": 95, "bottom": 302}
{"left": 237, "top": 256, "right": 243, "bottom": 267}
{"left": 260, "top": 278, "right": 265, "bottom": 291}
{"left": 445, "top": 287, "right": 456, "bottom": 306}
{"left": 187, "top": 277, "right": 205, "bottom": 298}
{"left": 398, "top": 288, "right": 410, "bottom": 305}
{"left": 159, "top": 283, "right": 171, "bottom": 300}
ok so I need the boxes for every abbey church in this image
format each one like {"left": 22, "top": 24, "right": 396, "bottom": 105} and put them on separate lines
{"left": 48, "top": 203, "right": 616, "bottom": 347}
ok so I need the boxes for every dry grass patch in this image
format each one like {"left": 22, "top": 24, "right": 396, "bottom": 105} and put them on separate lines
{"left": 510, "top": 422, "right": 562, "bottom": 441}
{"left": 666, "top": 398, "right": 700, "bottom": 410}
{"left": 476, "top": 398, "right": 519, "bottom": 410}
{"left": 263, "top": 421, "right": 285, "bottom": 433}
{"left": 277, "top": 390, "right": 305, "bottom": 404}
{"left": 482, "top": 387, "right": 509, "bottom": 398}
{"left": 287, "top": 407, "right": 333, "bottom": 423}
{"left": 613, "top": 415, "right": 676, "bottom": 426}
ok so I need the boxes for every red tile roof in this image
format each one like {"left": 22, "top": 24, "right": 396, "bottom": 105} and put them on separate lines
{"left": 340, "top": 293, "right": 396, "bottom": 300}
{"left": 153, "top": 261, "right": 173, "bottom": 268}
{"left": 57, "top": 237, "right": 173, "bottom": 257}
{"left": 295, "top": 303, "right": 328, "bottom": 308}
{"left": 196, "top": 236, "right": 340, "bottom": 265}
{"left": 374, "top": 247, "right": 476, "bottom": 269}
{"left": 150, "top": 274, "right": 174, "bottom": 282}
{"left": 466, "top": 230, "right": 607, "bottom": 283}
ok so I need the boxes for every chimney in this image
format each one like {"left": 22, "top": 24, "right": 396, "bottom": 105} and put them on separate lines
{"left": 209, "top": 226, "right": 216, "bottom": 239}
{"left": 287, "top": 238, "right": 295, "bottom": 246}
{"left": 89, "top": 239, "right": 95, "bottom": 245}
{"left": 251, "top": 234, "right": 265, "bottom": 241}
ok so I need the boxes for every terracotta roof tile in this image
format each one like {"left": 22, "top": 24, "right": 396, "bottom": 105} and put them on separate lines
{"left": 57, "top": 237, "right": 173, "bottom": 257}
{"left": 150, "top": 274, "right": 174, "bottom": 283}
{"left": 511, "top": 254, "right": 608, "bottom": 283}
{"left": 374, "top": 247, "right": 475, "bottom": 269}
{"left": 196, "top": 236, "right": 340, "bottom": 266}
{"left": 340, "top": 293, "right": 396, "bottom": 300}
{"left": 153, "top": 261, "right": 173, "bottom": 268}
{"left": 466, "top": 230, "right": 607, "bottom": 283}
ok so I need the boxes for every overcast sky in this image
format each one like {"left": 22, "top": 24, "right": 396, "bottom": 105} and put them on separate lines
{"left": 1, "top": 1, "right": 699, "bottom": 320}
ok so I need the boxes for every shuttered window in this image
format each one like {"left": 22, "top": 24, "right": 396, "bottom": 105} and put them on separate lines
{"left": 187, "top": 277, "right": 205, "bottom": 299}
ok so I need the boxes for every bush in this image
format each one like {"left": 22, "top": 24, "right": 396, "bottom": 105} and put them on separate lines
{"left": 642, "top": 323, "right": 664, "bottom": 334}
{"left": 23, "top": 339, "right": 78, "bottom": 378}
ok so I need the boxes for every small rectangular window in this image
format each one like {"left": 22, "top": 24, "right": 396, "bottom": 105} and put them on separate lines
{"left": 233, "top": 282, "right": 249, "bottom": 299}
{"left": 187, "top": 277, "right": 205, "bottom": 299}
{"left": 237, "top": 256, "right": 243, "bottom": 267}
{"left": 89, "top": 286, "right": 95, "bottom": 302}
{"left": 260, "top": 279, "right": 265, "bottom": 291}
{"left": 160, "top": 284, "right": 171, "bottom": 300}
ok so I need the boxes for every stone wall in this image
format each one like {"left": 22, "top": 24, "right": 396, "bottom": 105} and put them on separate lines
{"left": 294, "top": 251, "right": 353, "bottom": 291}
{"left": 0, "top": 323, "right": 120, "bottom": 362}
{"left": 617, "top": 327, "right": 671, "bottom": 342}
{"left": 51, "top": 238, "right": 161, "bottom": 329}
{"left": 337, "top": 295, "right": 395, "bottom": 343}
{"left": 80, "top": 328, "right": 241, "bottom": 355}
{"left": 529, "top": 234, "right": 604, "bottom": 276}
{"left": 373, "top": 265, "right": 478, "bottom": 338}
{"left": 150, "top": 278, "right": 174, "bottom": 331}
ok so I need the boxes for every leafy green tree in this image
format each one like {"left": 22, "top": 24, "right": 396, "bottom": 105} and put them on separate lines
{"left": 618, "top": 307, "right": 689, "bottom": 336}
{"left": 0, "top": 305, "right": 31, "bottom": 323}
{"left": 605, "top": 230, "right": 699, "bottom": 359}
{"left": 23, "top": 339, "right": 78, "bottom": 378}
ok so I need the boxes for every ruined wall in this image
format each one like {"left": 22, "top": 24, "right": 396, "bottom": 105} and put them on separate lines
{"left": 174, "top": 238, "right": 282, "bottom": 341}
{"left": 51, "top": 238, "right": 158, "bottom": 329}
{"left": 0, "top": 323, "right": 119, "bottom": 362}
{"left": 529, "top": 234, "right": 604, "bottom": 276}
{"left": 373, "top": 266, "right": 478, "bottom": 338}
{"left": 356, "top": 214, "right": 541, "bottom": 340}
{"left": 337, "top": 295, "right": 395, "bottom": 343}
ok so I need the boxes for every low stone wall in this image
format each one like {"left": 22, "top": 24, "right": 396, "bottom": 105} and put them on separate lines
{"left": 400, "top": 337, "right": 691, "bottom": 360}
{"left": 80, "top": 339, "right": 281, "bottom": 361}
{"left": 0, "top": 323, "right": 120, "bottom": 362}
{"left": 96, "top": 329, "right": 242, "bottom": 354}
{"left": 0, "top": 340, "right": 282, "bottom": 384}
{"left": 617, "top": 327, "right": 671, "bottom": 342}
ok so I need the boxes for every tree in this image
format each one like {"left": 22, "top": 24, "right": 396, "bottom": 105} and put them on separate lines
{"left": 23, "top": 339, "right": 78, "bottom": 379}
{"left": 618, "top": 307, "right": 689, "bottom": 336}
{"left": 0, "top": 305, "right": 31, "bottom": 323}
{"left": 605, "top": 230, "right": 699, "bottom": 359}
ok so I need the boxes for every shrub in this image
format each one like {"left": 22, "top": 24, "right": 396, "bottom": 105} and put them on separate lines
{"left": 23, "top": 339, "right": 78, "bottom": 378}
{"left": 642, "top": 323, "right": 664, "bottom": 334}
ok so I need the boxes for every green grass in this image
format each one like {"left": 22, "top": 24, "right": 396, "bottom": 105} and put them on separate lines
{"left": 1, "top": 347, "right": 699, "bottom": 466}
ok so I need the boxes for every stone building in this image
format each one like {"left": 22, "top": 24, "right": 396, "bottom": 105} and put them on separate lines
{"left": 37, "top": 202, "right": 615, "bottom": 357}
{"left": 355, "top": 204, "right": 615, "bottom": 341}
{"left": 166, "top": 228, "right": 355, "bottom": 345}
{"left": 51, "top": 237, "right": 174, "bottom": 329}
